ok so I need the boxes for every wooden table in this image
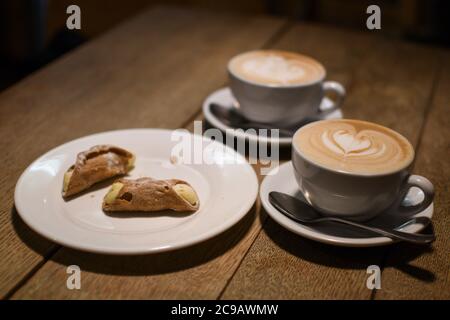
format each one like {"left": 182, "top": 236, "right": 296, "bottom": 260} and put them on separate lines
{"left": 1, "top": 5, "right": 448, "bottom": 300}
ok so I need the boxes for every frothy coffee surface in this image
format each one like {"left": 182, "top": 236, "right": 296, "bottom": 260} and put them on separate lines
{"left": 229, "top": 50, "right": 325, "bottom": 86}
{"left": 295, "top": 119, "right": 414, "bottom": 175}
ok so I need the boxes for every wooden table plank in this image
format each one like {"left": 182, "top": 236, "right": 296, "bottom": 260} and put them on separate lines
{"left": 375, "top": 52, "right": 450, "bottom": 299}
{"left": 1, "top": 5, "right": 287, "bottom": 298}
{"left": 221, "top": 28, "right": 442, "bottom": 299}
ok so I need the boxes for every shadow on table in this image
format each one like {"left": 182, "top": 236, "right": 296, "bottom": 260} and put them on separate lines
{"left": 11, "top": 207, "right": 59, "bottom": 256}
{"left": 12, "top": 202, "right": 257, "bottom": 276}
{"left": 261, "top": 213, "right": 436, "bottom": 283}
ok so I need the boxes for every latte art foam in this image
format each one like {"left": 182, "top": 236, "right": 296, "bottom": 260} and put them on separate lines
{"left": 229, "top": 50, "right": 325, "bottom": 86}
{"left": 241, "top": 56, "right": 306, "bottom": 84}
{"left": 295, "top": 119, "right": 414, "bottom": 175}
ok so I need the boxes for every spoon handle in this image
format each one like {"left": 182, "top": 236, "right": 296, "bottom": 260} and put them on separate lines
{"left": 322, "top": 217, "right": 435, "bottom": 244}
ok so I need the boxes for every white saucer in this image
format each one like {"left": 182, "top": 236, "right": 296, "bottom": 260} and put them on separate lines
{"left": 15, "top": 129, "right": 259, "bottom": 254}
{"left": 260, "top": 162, "right": 434, "bottom": 247}
{"left": 203, "top": 87, "right": 343, "bottom": 147}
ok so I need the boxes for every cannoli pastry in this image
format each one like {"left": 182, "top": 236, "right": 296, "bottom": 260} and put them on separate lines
{"left": 62, "top": 145, "right": 135, "bottom": 197}
{"left": 102, "top": 177, "right": 199, "bottom": 213}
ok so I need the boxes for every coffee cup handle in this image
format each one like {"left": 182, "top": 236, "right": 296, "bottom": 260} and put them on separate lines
{"left": 319, "top": 81, "right": 346, "bottom": 116}
{"left": 398, "top": 175, "right": 434, "bottom": 214}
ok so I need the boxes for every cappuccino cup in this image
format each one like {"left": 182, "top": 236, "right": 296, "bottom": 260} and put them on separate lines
{"left": 228, "top": 50, "right": 345, "bottom": 125}
{"left": 292, "top": 119, "right": 434, "bottom": 221}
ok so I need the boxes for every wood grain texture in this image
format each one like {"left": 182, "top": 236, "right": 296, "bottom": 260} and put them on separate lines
{"left": 374, "top": 52, "right": 450, "bottom": 300}
{"left": 220, "top": 27, "right": 443, "bottom": 299}
{"left": 0, "top": 5, "right": 286, "bottom": 298}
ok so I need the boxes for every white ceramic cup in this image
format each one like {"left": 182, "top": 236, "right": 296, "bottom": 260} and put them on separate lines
{"left": 291, "top": 124, "right": 434, "bottom": 221}
{"left": 228, "top": 51, "right": 345, "bottom": 125}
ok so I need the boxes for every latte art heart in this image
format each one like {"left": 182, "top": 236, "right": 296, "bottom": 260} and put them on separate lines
{"left": 295, "top": 119, "right": 414, "bottom": 174}
{"left": 324, "top": 130, "right": 373, "bottom": 155}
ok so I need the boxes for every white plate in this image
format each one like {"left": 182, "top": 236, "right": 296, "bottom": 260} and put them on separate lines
{"left": 203, "top": 87, "right": 343, "bottom": 147}
{"left": 260, "top": 162, "right": 433, "bottom": 247}
{"left": 15, "top": 129, "right": 258, "bottom": 254}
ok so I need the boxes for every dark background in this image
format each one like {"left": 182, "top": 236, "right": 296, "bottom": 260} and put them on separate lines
{"left": 1, "top": 0, "right": 449, "bottom": 92}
